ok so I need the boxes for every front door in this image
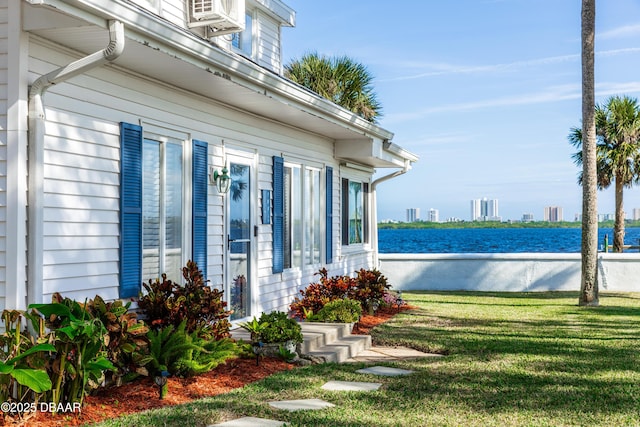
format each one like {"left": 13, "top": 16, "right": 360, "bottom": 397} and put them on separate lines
{"left": 226, "top": 158, "right": 253, "bottom": 321}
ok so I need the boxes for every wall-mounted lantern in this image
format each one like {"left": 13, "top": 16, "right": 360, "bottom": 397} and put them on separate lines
{"left": 210, "top": 166, "right": 231, "bottom": 194}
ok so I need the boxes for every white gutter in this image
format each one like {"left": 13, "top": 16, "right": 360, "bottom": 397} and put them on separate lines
{"left": 371, "top": 157, "right": 413, "bottom": 267}
{"left": 26, "top": 20, "right": 125, "bottom": 305}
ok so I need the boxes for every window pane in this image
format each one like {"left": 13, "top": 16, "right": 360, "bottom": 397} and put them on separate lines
{"left": 283, "top": 167, "right": 292, "bottom": 269}
{"left": 143, "top": 140, "right": 160, "bottom": 280}
{"left": 349, "top": 181, "right": 363, "bottom": 244}
{"left": 304, "top": 168, "right": 321, "bottom": 265}
{"left": 164, "top": 142, "right": 183, "bottom": 281}
{"left": 291, "top": 167, "right": 302, "bottom": 268}
{"left": 142, "top": 138, "right": 183, "bottom": 282}
{"left": 243, "top": 13, "right": 252, "bottom": 55}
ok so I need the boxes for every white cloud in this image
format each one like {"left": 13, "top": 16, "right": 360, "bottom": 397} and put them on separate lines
{"left": 385, "top": 81, "right": 640, "bottom": 124}
{"left": 381, "top": 48, "right": 640, "bottom": 83}
{"left": 599, "top": 24, "right": 640, "bottom": 40}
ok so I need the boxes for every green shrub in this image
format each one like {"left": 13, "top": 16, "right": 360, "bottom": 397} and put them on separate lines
{"left": 290, "top": 268, "right": 392, "bottom": 318}
{"left": 256, "top": 311, "right": 302, "bottom": 344}
{"left": 308, "top": 298, "right": 362, "bottom": 323}
{"left": 289, "top": 268, "right": 356, "bottom": 319}
{"left": 138, "top": 260, "right": 232, "bottom": 340}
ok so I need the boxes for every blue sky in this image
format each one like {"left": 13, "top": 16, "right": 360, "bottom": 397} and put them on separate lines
{"left": 281, "top": 0, "right": 640, "bottom": 222}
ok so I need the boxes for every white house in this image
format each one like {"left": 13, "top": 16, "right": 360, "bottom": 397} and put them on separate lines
{"left": 2, "top": 0, "right": 417, "bottom": 321}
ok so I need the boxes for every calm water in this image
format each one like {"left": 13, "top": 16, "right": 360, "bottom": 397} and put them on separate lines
{"left": 378, "top": 227, "right": 640, "bottom": 253}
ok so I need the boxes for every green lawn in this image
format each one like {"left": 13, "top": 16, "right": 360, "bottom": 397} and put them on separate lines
{"left": 91, "top": 292, "right": 640, "bottom": 427}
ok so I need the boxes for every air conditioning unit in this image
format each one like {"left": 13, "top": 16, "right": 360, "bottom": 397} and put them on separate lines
{"left": 189, "top": 0, "right": 245, "bottom": 34}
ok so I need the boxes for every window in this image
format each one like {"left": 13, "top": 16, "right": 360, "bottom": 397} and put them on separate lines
{"left": 142, "top": 138, "right": 184, "bottom": 282}
{"left": 120, "top": 123, "right": 208, "bottom": 298}
{"left": 305, "top": 168, "right": 321, "bottom": 265}
{"left": 342, "top": 178, "right": 369, "bottom": 246}
{"left": 283, "top": 163, "right": 321, "bottom": 268}
{"left": 273, "top": 157, "right": 328, "bottom": 273}
{"left": 231, "top": 12, "right": 253, "bottom": 56}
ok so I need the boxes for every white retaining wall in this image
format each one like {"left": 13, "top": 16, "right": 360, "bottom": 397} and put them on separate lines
{"left": 379, "top": 253, "right": 640, "bottom": 292}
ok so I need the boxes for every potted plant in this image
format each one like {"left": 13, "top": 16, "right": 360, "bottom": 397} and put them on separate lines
{"left": 240, "top": 311, "right": 302, "bottom": 359}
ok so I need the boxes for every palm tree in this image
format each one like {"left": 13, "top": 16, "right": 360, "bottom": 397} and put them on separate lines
{"left": 569, "top": 95, "right": 640, "bottom": 253}
{"left": 578, "top": 0, "right": 598, "bottom": 306}
{"left": 284, "top": 52, "right": 382, "bottom": 123}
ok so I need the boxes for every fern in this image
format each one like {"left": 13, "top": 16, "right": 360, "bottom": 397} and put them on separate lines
{"left": 147, "top": 322, "right": 239, "bottom": 377}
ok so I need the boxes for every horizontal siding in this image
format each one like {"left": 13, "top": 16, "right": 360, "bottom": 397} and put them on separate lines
{"left": 29, "top": 37, "right": 372, "bottom": 313}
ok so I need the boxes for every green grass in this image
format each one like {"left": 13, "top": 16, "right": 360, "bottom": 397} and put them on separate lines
{"left": 90, "top": 292, "right": 640, "bottom": 426}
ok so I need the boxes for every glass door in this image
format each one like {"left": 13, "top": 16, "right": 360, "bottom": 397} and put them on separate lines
{"left": 227, "top": 160, "right": 252, "bottom": 321}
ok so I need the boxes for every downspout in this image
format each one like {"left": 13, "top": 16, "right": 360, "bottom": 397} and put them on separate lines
{"left": 27, "top": 20, "right": 125, "bottom": 305}
{"left": 371, "top": 158, "right": 412, "bottom": 267}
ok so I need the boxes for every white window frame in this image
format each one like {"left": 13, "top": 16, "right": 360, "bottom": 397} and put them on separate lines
{"left": 232, "top": 10, "right": 254, "bottom": 57}
{"left": 283, "top": 160, "right": 325, "bottom": 271}
{"left": 141, "top": 126, "right": 192, "bottom": 282}
{"left": 340, "top": 171, "right": 371, "bottom": 253}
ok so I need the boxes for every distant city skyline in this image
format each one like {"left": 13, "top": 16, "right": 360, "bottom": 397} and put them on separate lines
{"left": 388, "top": 201, "right": 640, "bottom": 223}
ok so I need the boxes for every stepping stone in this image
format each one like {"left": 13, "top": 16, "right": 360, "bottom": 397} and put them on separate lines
{"left": 321, "top": 380, "right": 381, "bottom": 391}
{"left": 268, "top": 398, "right": 335, "bottom": 411}
{"left": 356, "top": 366, "right": 414, "bottom": 377}
{"left": 208, "top": 417, "right": 285, "bottom": 427}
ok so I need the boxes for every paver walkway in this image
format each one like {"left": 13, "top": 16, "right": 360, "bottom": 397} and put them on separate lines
{"left": 210, "top": 337, "right": 439, "bottom": 426}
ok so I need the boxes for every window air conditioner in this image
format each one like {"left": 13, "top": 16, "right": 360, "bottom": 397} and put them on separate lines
{"left": 189, "top": 0, "right": 245, "bottom": 34}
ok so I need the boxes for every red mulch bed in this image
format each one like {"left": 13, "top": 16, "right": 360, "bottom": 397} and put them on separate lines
{"left": 4, "top": 304, "right": 412, "bottom": 427}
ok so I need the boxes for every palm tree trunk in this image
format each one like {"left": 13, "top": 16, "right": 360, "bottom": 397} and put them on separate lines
{"left": 579, "top": 0, "right": 599, "bottom": 306}
{"left": 613, "top": 175, "right": 625, "bottom": 252}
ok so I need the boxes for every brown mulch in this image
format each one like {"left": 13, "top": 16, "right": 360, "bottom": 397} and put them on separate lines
{"left": 6, "top": 304, "right": 413, "bottom": 427}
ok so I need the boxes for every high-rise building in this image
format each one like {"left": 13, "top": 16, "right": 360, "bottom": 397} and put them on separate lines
{"left": 544, "top": 206, "right": 563, "bottom": 222}
{"left": 428, "top": 208, "right": 439, "bottom": 223}
{"left": 522, "top": 213, "right": 534, "bottom": 222}
{"left": 633, "top": 208, "right": 640, "bottom": 220}
{"left": 471, "top": 198, "right": 500, "bottom": 221}
{"left": 406, "top": 208, "right": 420, "bottom": 222}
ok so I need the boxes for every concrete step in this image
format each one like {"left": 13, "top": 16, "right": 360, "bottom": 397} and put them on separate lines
{"left": 230, "top": 321, "right": 372, "bottom": 364}
{"left": 302, "top": 333, "right": 372, "bottom": 364}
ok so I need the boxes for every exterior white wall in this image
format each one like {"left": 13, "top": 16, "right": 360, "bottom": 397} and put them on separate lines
{"left": 254, "top": 9, "right": 282, "bottom": 73}
{"left": 28, "top": 35, "right": 374, "bottom": 311}
{"left": 379, "top": 253, "right": 640, "bottom": 293}
{"left": 129, "top": 0, "right": 287, "bottom": 74}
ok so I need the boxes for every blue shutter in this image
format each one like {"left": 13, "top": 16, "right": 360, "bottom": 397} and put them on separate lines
{"left": 272, "top": 156, "right": 284, "bottom": 273}
{"left": 325, "top": 166, "right": 333, "bottom": 264}
{"left": 120, "top": 122, "right": 143, "bottom": 298}
{"left": 192, "top": 140, "right": 208, "bottom": 279}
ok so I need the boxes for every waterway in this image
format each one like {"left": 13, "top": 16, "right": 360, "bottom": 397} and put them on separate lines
{"left": 378, "top": 227, "right": 640, "bottom": 253}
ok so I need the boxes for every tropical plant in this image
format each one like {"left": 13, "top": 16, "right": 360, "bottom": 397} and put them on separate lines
{"left": 352, "top": 268, "right": 391, "bottom": 313}
{"left": 289, "top": 268, "right": 356, "bottom": 319}
{"left": 284, "top": 52, "right": 382, "bottom": 122}
{"left": 569, "top": 95, "right": 640, "bottom": 254}
{"left": 145, "top": 322, "right": 238, "bottom": 378}
{"left": 239, "top": 317, "right": 268, "bottom": 343}
{"left": 307, "top": 299, "right": 362, "bottom": 324}
{"left": 0, "top": 310, "right": 55, "bottom": 405}
{"left": 86, "top": 295, "right": 150, "bottom": 385}
{"left": 138, "top": 260, "right": 232, "bottom": 339}
{"left": 29, "top": 295, "right": 115, "bottom": 407}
